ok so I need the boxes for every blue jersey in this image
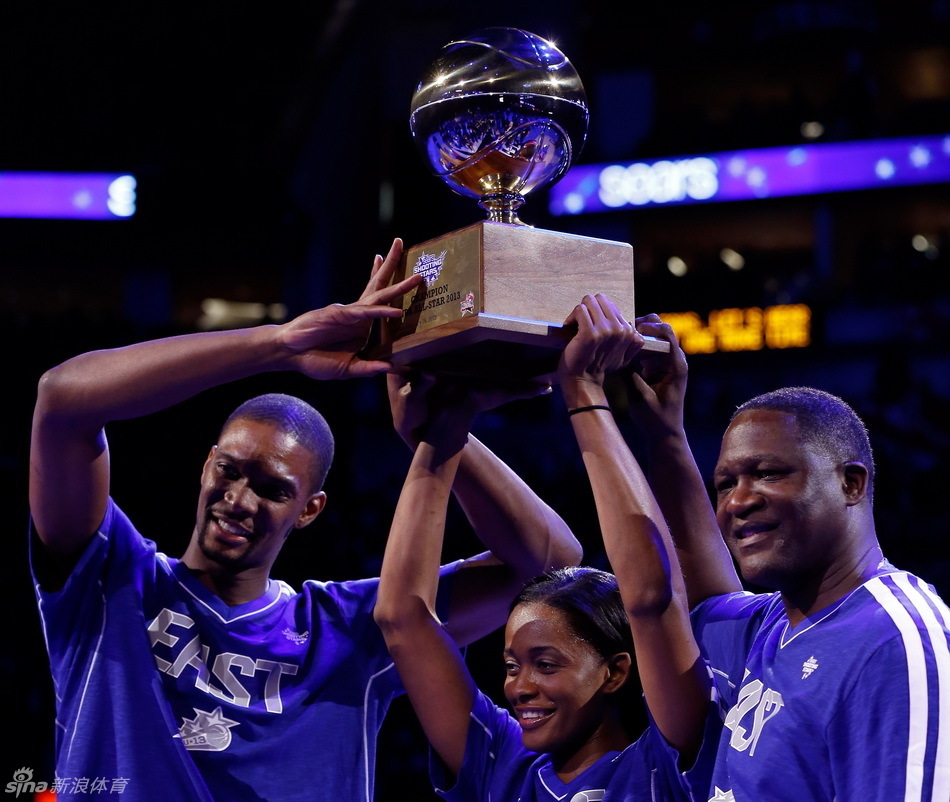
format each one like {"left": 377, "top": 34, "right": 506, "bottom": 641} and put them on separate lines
{"left": 692, "top": 570, "right": 950, "bottom": 802}
{"left": 32, "top": 499, "right": 452, "bottom": 801}
{"left": 430, "top": 687, "right": 718, "bottom": 802}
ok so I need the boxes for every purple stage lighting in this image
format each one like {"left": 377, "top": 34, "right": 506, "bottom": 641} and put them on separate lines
{"left": 0, "top": 172, "right": 136, "bottom": 220}
{"left": 549, "top": 134, "right": 950, "bottom": 215}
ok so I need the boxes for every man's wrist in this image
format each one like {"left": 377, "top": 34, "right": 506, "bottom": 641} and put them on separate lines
{"left": 264, "top": 323, "right": 304, "bottom": 372}
{"left": 642, "top": 427, "right": 692, "bottom": 454}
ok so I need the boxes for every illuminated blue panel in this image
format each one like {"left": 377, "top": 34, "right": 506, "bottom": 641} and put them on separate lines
{"left": 0, "top": 172, "right": 136, "bottom": 219}
{"left": 549, "top": 134, "right": 950, "bottom": 215}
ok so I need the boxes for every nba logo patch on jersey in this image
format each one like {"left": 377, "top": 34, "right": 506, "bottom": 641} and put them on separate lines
{"left": 801, "top": 655, "right": 819, "bottom": 679}
{"left": 178, "top": 706, "right": 240, "bottom": 751}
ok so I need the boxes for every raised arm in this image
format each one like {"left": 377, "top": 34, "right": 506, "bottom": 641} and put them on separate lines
{"left": 626, "top": 315, "right": 741, "bottom": 607}
{"left": 557, "top": 295, "right": 708, "bottom": 760}
{"left": 30, "top": 240, "right": 423, "bottom": 566}
{"left": 374, "top": 390, "right": 481, "bottom": 777}
{"left": 388, "top": 373, "right": 582, "bottom": 646}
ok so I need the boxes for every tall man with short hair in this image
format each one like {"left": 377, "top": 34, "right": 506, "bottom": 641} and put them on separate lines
{"left": 29, "top": 240, "right": 581, "bottom": 801}
{"left": 625, "top": 314, "right": 950, "bottom": 802}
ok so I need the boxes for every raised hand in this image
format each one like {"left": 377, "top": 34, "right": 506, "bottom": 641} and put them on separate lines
{"left": 389, "top": 369, "right": 551, "bottom": 452}
{"left": 280, "top": 239, "right": 424, "bottom": 380}
{"left": 626, "top": 314, "right": 689, "bottom": 440}
{"left": 558, "top": 294, "right": 644, "bottom": 407}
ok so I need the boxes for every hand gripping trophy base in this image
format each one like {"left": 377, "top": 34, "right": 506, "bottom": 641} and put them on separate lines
{"left": 369, "top": 220, "right": 668, "bottom": 381}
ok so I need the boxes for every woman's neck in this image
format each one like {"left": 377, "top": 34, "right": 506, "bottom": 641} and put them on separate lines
{"left": 552, "top": 719, "right": 631, "bottom": 783}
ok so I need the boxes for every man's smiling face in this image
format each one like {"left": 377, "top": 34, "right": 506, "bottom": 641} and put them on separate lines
{"left": 714, "top": 408, "right": 851, "bottom": 592}
{"left": 191, "top": 418, "right": 325, "bottom": 578}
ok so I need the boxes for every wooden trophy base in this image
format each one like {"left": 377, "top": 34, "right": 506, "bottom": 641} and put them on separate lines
{"left": 373, "top": 221, "right": 666, "bottom": 379}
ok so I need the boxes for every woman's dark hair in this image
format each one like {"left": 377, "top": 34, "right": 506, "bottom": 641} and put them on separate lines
{"left": 513, "top": 566, "right": 634, "bottom": 659}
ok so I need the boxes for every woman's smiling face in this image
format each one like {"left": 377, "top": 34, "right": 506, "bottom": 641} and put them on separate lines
{"left": 503, "top": 602, "right": 618, "bottom": 768}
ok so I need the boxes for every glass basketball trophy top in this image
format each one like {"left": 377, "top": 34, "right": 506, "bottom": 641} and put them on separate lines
{"left": 375, "top": 27, "right": 666, "bottom": 379}
{"left": 409, "top": 27, "right": 588, "bottom": 224}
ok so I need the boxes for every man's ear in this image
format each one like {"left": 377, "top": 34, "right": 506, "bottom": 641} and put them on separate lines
{"left": 200, "top": 445, "right": 218, "bottom": 477}
{"left": 603, "top": 652, "right": 633, "bottom": 694}
{"left": 842, "top": 462, "right": 869, "bottom": 506}
{"left": 295, "top": 491, "right": 327, "bottom": 529}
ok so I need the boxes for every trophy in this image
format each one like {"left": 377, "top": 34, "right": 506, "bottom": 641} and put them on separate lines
{"left": 376, "top": 27, "right": 666, "bottom": 378}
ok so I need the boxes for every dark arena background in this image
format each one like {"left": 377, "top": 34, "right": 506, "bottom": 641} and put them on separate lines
{"left": 4, "top": 2, "right": 949, "bottom": 798}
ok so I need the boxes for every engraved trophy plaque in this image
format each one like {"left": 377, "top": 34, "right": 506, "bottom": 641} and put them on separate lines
{"left": 377, "top": 27, "right": 665, "bottom": 378}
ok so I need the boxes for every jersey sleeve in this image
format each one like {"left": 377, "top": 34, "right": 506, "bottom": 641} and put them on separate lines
{"left": 690, "top": 591, "right": 779, "bottom": 710}
{"left": 678, "top": 697, "right": 726, "bottom": 801}
{"left": 429, "top": 688, "right": 535, "bottom": 802}
{"left": 306, "top": 557, "right": 467, "bottom": 702}
{"left": 829, "top": 574, "right": 950, "bottom": 801}
{"left": 315, "top": 556, "right": 463, "bottom": 623}
{"left": 31, "top": 500, "right": 156, "bottom": 676}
